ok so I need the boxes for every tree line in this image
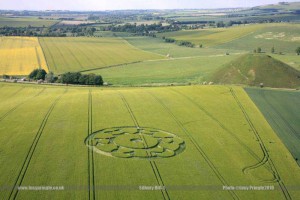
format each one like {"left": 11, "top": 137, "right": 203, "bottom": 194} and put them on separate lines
{"left": 25, "top": 69, "right": 104, "bottom": 86}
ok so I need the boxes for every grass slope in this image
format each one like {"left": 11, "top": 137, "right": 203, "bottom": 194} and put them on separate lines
{"left": 39, "top": 37, "right": 163, "bottom": 74}
{"left": 245, "top": 88, "right": 300, "bottom": 166}
{"left": 0, "top": 83, "right": 300, "bottom": 199}
{"left": 0, "top": 37, "right": 48, "bottom": 75}
{"left": 211, "top": 54, "right": 300, "bottom": 88}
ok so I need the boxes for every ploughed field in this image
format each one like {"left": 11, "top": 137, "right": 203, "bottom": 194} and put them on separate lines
{"left": 0, "top": 83, "right": 299, "bottom": 200}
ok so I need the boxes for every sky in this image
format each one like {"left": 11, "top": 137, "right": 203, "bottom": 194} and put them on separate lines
{"left": 0, "top": 0, "right": 299, "bottom": 11}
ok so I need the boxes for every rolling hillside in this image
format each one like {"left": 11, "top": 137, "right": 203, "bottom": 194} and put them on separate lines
{"left": 211, "top": 54, "right": 300, "bottom": 88}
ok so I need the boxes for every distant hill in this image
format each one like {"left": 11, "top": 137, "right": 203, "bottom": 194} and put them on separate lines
{"left": 254, "top": 2, "right": 300, "bottom": 12}
{"left": 211, "top": 54, "right": 300, "bottom": 88}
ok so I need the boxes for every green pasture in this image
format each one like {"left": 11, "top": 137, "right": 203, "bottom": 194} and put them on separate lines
{"left": 86, "top": 54, "right": 240, "bottom": 85}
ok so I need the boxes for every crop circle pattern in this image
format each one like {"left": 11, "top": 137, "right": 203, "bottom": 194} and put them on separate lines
{"left": 85, "top": 127, "right": 186, "bottom": 159}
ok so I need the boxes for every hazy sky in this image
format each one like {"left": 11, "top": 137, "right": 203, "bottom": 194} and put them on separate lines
{"left": 0, "top": 0, "right": 299, "bottom": 10}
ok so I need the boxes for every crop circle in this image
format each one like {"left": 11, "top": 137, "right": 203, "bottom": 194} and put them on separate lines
{"left": 85, "top": 127, "right": 186, "bottom": 159}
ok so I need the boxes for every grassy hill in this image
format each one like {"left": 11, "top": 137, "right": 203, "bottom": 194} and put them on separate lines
{"left": 211, "top": 53, "right": 300, "bottom": 88}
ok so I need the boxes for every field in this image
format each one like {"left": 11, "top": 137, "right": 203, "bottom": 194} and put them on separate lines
{"left": 0, "top": 82, "right": 299, "bottom": 200}
{"left": 124, "top": 37, "right": 244, "bottom": 57}
{"left": 39, "top": 37, "right": 163, "bottom": 74}
{"left": 0, "top": 37, "right": 48, "bottom": 75}
{"left": 216, "top": 24, "right": 300, "bottom": 54}
{"left": 0, "top": 17, "right": 58, "bottom": 27}
{"left": 157, "top": 24, "right": 265, "bottom": 47}
{"left": 87, "top": 54, "right": 240, "bottom": 85}
{"left": 245, "top": 88, "right": 300, "bottom": 166}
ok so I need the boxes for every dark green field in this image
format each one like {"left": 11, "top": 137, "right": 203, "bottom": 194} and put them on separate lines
{"left": 245, "top": 88, "right": 300, "bottom": 166}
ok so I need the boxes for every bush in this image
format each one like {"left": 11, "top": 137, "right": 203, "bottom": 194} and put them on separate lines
{"left": 296, "top": 47, "right": 300, "bottom": 55}
{"left": 164, "top": 38, "right": 175, "bottom": 43}
{"left": 28, "top": 69, "right": 47, "bottom": 80}
{"left": 178, "top": 41, "right": 195, "bottom": 48}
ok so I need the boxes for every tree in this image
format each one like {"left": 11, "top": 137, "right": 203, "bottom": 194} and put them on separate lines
{"left": 216, "top": 21, "right": 225, "bottom": 28}
{"left": 45, "top": 72, "right": 55, "bottom": 83}
{"left": 296, "top": 47, "right": 300, "bottom": 55}
{"left": 28, "top": 69, "right": 47, "bottom": 80}
{"left": 36, "top": 69, "right": 47, "bottom": 80}
{"left": 271, "top": 47, "right": 275, "bottom": 54}
{"left": 257, "top": 47, "right": 262, "bottom": 53}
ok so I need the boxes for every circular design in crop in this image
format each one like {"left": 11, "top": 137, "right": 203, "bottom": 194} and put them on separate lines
{"left": 85, "top": 127, "right": 186, "bottom": 159}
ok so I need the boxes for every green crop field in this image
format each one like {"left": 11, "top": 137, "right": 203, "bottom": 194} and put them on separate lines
{"left": 0, "top": 82, "right": 299, "bottom": 200}
{"left": 245, "top": 88, "right": 300, "bottom": 166}
{"left": 0, "top": 37, "right": 48, "bottom": 75}
{"left": 86, "top": 54, "right": 240, "bottom": 85}
{"left": 0, "top": 17, "right": 58, "bottom": 27}
{"left": 39, "top": 37, "right": 163, "bottom": 74}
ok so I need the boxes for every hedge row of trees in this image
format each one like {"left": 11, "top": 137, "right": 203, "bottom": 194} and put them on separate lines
{"left": 101, "top": 23, "right": 180, "bottom": 34}
{"left": 59, "top": 72, "right": 103, "bottom": 85}
{"left": 27, "top": 69, "right": 104, "bottom": 86}
{"left": 162, "top": 36, "right": 195, "bottom": 48}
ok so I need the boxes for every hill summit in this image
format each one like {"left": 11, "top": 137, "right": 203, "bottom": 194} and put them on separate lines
{"left": 211, "top": 54, "right": 300, "bottom": 88}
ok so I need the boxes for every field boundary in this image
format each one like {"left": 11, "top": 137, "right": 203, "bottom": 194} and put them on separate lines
{"left": 87, "top": 90, "right": 96, "bottom": 200}
{"left": 8, "top": 89, "right": 67, "bottom": 200}
{"left": 37, "top": 37, "right": 50, "bottom": 72}
{"left": 229, "top": 88, "right": 291, "bottom": 200}
{"left": 148, "top": 91, "right": 239, "bottom": 200}
{"left": 38, "top": 37, "right": 54, "bottom": 72}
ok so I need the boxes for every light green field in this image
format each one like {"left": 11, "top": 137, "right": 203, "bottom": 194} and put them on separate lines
{"left": 124, "top": 36, "right": 244, "bottom": 57}
{"left": 216, "top": 23, "right": 300, "bottom": 54}
{"left": 245, "top": 88, "right": 300, "bottom": 166}
{"left": 0, "top": 17, "right": 58, "bottom": 27}
{"left": 157, "top": 24, "right": 265, "bottom": 47}
{"left": 0, "top": 82, "right": 299, "bottom": 200}
{"left": 39, "top": 37, "right": 163, "bottom": 74}
{"left": 0, "top": 37, "right": 48, "bottom": 75}
{"left": 86, "top": 54, "right": 241, "bottom": 85}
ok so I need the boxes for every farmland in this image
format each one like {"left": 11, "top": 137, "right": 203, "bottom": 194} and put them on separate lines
{"left": 216, "top": 23, "right": 300, "bottom": 54}
{"left": 39, "top": 37, "right": 163, "bottom": 74}
{"left": 0, "top": 37, "right": 48, "bottom": 75}
{"left": 245, "top": 88, "right": 300, "bottom": 166}
{"left": 87, "top": 54, "right": 241, "bottom": 85}
{"left": 0, "top": 17, "right": 58, "bottom": 27}
{"left": 0, "top": 82, "right": 299, "bottom": 200}
{"left": 157, "top": 24, "right": 264, "bottom": 47}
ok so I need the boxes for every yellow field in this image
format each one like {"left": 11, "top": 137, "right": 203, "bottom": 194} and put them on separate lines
{"left": 0, "top": 37, "right": 48, "bottom": 75}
